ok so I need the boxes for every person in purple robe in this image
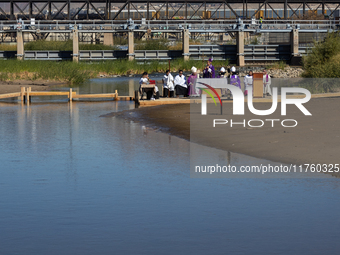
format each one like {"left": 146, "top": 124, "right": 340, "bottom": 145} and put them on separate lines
{"left": 203, "top": 58, "right": 215, "bottom": 78}
{"left": 229, "top": 66, "right": 241, "bottom": 90}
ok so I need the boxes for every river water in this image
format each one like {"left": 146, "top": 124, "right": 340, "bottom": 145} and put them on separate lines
{"left": 1, "top": 77, "right": 340, "bottom": 255}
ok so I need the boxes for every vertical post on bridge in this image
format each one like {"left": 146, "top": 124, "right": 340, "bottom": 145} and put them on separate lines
{"left": 183, "top": 29, "right": 190, "bottom": 61}
{"left": 128, "top": 30, "right": 134, "bottom": 61}
{"left": 72, "top": 29, "right": 79, "bottom": 62}
{"left": 237, "top": 31, "right": 245, "bottom": 67}
{"left": 290, "top": 29, "right": 299, "bottom": 65}
{"left": 17, "top": 30, "right": 24, "bottom": 60}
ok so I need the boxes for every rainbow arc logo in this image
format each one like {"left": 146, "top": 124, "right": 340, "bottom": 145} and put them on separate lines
{"left": 197, "top": 82, "right": 223, "bottom": 107}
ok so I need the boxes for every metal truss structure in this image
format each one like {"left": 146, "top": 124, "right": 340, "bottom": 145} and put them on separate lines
{"left": 0, "top": 0, "right": 339, "bottom": 21}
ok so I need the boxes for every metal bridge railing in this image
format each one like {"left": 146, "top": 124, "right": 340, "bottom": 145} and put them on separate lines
{"left": 79, "top": 50, "right": 117, "bottom": 60}
{"left": 24, "top": 51, "right": 72, "bottom": 60}
{"left": 0, "top": 19, "right": 338, "bottom": 32}
{"left": 0, "top": 45, "right": 312, "bottom": 62}
{"left": 189, "top": 44, "right": 237, "bottom": 61}
{"left": 244, "top": 45, "right": 291, "bottom": 61}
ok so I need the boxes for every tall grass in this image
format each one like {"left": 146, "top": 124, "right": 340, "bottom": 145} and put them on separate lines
{"left": 0, "top": 60, "right": 92, "bottom": 84}
{"left": 0, "top": 58, "right": 230, "bottom": 84}
{"left": 0, "top": 44, "right": 17, "bottom": 51}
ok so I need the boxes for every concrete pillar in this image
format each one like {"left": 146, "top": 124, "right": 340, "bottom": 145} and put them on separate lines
{"left": 103, "top": 33, "right": 114, "bottom": 46}
{"left": 290, "top": 29, "right": 299, "bottom": 64}
{"left": 73, "top": 29, "right": 79, "bottom": 62}
{"left": 291, "top": 29, "right": 299, "bottom": 56}
{"left": 17, "top": 30, "right": 24, "bottom": 60}
{"left": 128, "top": 30, "right": 134, "bottom": 61}
{"left": 237, "top": 31, "right": 245, "bottom": 67}
{"left": 183, "top": 29, "right": 190, "bottom": 61}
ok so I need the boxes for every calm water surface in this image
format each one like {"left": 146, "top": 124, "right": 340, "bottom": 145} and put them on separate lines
{"left": 0, "top": 78, "right": 340, "bottom": 255}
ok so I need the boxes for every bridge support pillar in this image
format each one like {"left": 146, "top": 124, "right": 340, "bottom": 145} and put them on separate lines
{"left": 237, "top": 31, "right": 245, "bottom": 67}
{"left": 104, "top": 33, "right": 114, "bottom": 46}
{"left": 183, "top": 29, "right": 190, "bottom": 61}
{"left": 128, "top": 30, "right": 134, "bottom": 61}
{"left": 17, "top": 30, "right": 24, "bottom": 60}
{"left": 290, "top": 29, "right": 300, "bottom": 65}
{"left": 73, "top": 30, "right": 79, "bottom": 62}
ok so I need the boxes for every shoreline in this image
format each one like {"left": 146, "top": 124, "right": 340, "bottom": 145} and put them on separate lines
{"left": 102, "top": 98, "right": 340, "bottom": 176}
{"left": 0, "top": 79, "right": 66, "bottom": 94}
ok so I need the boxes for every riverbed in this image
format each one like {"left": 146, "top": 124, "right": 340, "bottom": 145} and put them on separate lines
{"left": 0, "top": 78, "right": 340, "bottom": 254}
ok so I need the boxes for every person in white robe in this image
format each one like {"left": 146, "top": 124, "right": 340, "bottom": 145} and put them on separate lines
{"left": 263, "top": 69, "right": 272, "bottom": 96}
{"left": 162, "top": 70, "right": 174, "bottom": 98}
{"left": 174, "top": 70, "right": 187, "bottom": 98}
{"left": 243, "top": 70, "right": 253, "bottom": 97}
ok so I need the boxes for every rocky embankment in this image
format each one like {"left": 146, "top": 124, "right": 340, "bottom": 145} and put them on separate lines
{"left": 237, "top": 66, "right": 304, "bottom": 78}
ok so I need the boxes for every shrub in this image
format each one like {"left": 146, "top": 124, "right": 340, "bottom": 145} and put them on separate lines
{"left": 302, "top": 33, "right": 340, "bottom": 78}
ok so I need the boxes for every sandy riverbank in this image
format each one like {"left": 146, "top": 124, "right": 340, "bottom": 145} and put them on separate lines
{"left": 103, "top": 97, "right": 340, "bottom": 170}
{"left": 0, "top": 80, "right": 66, "bottom": 94}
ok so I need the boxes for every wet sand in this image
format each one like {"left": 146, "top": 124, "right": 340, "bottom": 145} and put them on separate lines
{"left": 104, "top": 97, "right": 340, "bottom": 167}
{"left": 0, "top": 80, "right": 66, "bottom": 94}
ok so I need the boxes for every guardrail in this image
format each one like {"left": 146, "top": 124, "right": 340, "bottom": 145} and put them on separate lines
{"left": 244, "top": 45, "right": 291, "bottom": 61}
{"left": 189, "top": 45, "right": 237, "bottom": 61}
{"left": 24, "top": 51, "right": 72, "bottom": 60}
{"left": 0, "top": 51, "right": 16, "bottom": 59}
{"left": 134, "top": 50, "right": 182, "bottom": 60}
{"left": 0, "top": 45, "right": 311, "bottom": 62}
{"left": 79, "top": 50, "right": 117, "bottom": 60}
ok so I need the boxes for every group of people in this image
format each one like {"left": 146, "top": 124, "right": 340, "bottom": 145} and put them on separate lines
{"left": 162, "top": 67, "right": 199, "bottom": 98}
{"left": 139, "top": 58, "right": 272, "bottom": 100}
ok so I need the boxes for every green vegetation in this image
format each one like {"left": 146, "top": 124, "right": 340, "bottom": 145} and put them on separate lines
{"left": 298, "top": 32, "right": 340, "bottom": 93}
{"left": 0, "top": 58, "right": 229, "bottom": 85}
{"left": 0, "top": 60, "right": 91, "bottom": 84}
{"left": 302, "top": 33, "right": 340, "bottom": 78}
{"left": 0, "top": 44, "right": 17, "bottom": 51}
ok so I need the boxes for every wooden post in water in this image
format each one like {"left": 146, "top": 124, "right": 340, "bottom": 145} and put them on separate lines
{"left": 26, "top": 87, "right": 31, "bottom": 105}
{"left": 20, "top": 87, "right": 25, "bottom": 102}
{"left": 69, "top": 88, "right": 73, "bottom": 101}
{"left": 134, "top": 90, "right": 140, "bottom": 108}
{"left": 115, "top": 90, "right": 118, "bottom": 100}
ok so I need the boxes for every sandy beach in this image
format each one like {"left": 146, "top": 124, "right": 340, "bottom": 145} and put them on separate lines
{"left": 104, "top": 97, "right": 340, "bottom": 168}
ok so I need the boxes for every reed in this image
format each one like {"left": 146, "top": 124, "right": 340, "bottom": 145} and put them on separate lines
{"left": 0, "top": 58, "right": 230, "bottom": 84}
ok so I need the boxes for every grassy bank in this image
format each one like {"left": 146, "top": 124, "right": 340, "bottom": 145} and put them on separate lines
{"left": 0, "top": 59, "right": 229, "bottom": 85}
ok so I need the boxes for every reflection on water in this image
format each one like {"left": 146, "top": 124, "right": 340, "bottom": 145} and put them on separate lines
{"left": 1, "top": 83, "right": 340, "bottom": 254}
{"left": 67, "top": 76, "right": 163, "bottom": 97}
